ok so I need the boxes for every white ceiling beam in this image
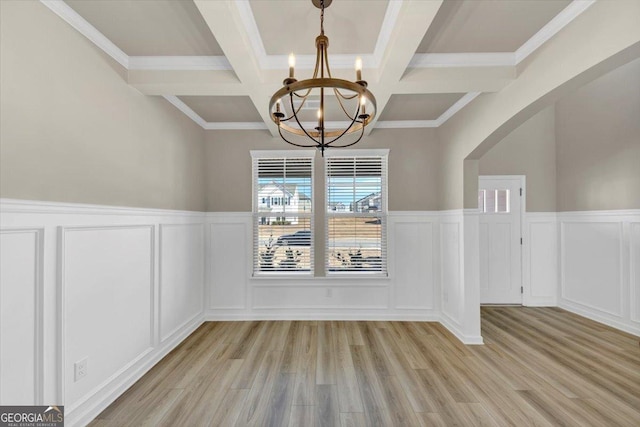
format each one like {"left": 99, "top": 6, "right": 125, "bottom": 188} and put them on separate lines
{"left": 366, "top": 0, "right": 444, "bottom": 134}
{"left": 128, "top": 70, "right": 246, "bottom": 96}
{"left": 395, "top": 66, "right": 515, "bottom": 94}
{"left": 193, "top": 0, "right": 278, "bottom": 136}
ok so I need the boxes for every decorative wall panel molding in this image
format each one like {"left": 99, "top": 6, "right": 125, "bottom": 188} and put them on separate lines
{"left": 0, "top": 199, "right": 206, "bottom": 426}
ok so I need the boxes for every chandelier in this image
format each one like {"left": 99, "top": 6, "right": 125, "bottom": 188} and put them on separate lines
{"left": 269, "top": 0, "right": 376, "bottom": 155}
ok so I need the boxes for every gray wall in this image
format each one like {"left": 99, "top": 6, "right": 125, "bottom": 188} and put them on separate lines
{"left": 0, "top": 1, "right": 206, "bottom": 211}
{"left": 204, "top": 128, "right": 441, "bottom": 212}
{"left": 555, "top": 57, "right": 640, "bottom": 211}
{"left": 479, "top": 106, "right": 557, "bottom": 212}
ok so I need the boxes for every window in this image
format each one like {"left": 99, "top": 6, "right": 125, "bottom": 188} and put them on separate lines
{"left": 325, "top": 150, "right": 388, "bottom": 274}
{"left": 251, "top": 151, "right": 315, "bottom": 275}
{"left": 478, "top": 189, "right": 510, "bottom": 213}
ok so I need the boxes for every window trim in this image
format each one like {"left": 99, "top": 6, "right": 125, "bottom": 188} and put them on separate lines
{"left": 251, "top": 150, "right": 316, "bottom": 276}
{"left": 324, "top": 149, "right": 389, "bottom": 276}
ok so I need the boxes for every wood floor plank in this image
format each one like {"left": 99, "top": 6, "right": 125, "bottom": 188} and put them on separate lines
{"left": 158, "top": 358, "right": 243, "bottom": 427}
{"left": 236, "top": 351, "right": 284, "bottom": 426}
{"left": 349, "top": 345, "right": 390, "bottom": 416}
{"left": 207, "top": 388, "right": 248, "bottom": 427}
{"left": 90, "top": 310, "right": 640, "bottom": 427}
{"left": 261, "top": 372, "right": 296, "bottom": 427}
{"left": 316, "top": 322, "right": 336, "bottom": 385}
{"left": 316, "top": 384, "right": 340, "bottom": 427}
{"left": 292, "top": 324, "right": 318, "bottom": 405}
{"left": 374, "top": 327, "right": 440, "bottom": 413}
{"left": 339, "top": 412, "right": 367, "bottom": 427}
{"left": 289, "top": 405, "right": 315, "bottom": 427}
{"left": 332, "top": 326, "right": 364, "bottom": 413}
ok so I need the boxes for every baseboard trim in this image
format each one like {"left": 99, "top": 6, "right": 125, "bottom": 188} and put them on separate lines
{"left": 559, "top": 299, "right": 640, "bottom": 337}
{"left": 204, "top": 310, "right": 440, "bottom": 322}
{"left": 524, "top": 297, "right": 558, "bottom": 307}
{"left": 439, "top": 313, "right": 484, "bottom": 345}
{"left": 66, "top": 315, "right": 205, "bottom": 427}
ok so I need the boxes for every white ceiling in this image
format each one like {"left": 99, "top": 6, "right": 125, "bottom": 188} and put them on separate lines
{"left": 65, "top": 0, "right": 223, "bottom": 56}
{"left": 51, "top": 0, "right": 594, "bottom": 133}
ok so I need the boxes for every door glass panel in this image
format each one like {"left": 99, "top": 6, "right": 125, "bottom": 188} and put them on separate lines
{"left": 497, "top": 189, "right": 510, "bottom": 213}
{"left": 478, "top": 190, "right": 486, "bottom": 213}
{"left": 485, "top": 190, "right": 496, "bottom": 213}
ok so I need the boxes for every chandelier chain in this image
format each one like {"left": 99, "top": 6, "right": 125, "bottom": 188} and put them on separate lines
{"left": 320, "top": 0, "right": 325, "bottom": 35}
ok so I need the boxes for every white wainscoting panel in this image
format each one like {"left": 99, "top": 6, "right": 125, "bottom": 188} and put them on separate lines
{"left": 558, "top": 210, "right": 640, "bottom": 337}
{"left": 205, "top": 212, "right": 442, "bottom": 323}
{"left": 252, "top": 285, "right": 389, "bottom": 310}
{"left": 440, "top": 215, "right": 462, "bottom": 324}
{"left": 208, "top": 216, "right": 251, "bottom": 311}
{"left": 160, "top": 224, "right": 204, "bottom": 342}
{"left": 391, "top": 219, "right": 435, "bottom": 310}
{"left": 561, "top": 222, "right": 622, "bottom": 316}
{"left": 0, "top": 228, "right": 43, "bottom": 405}
{"left": 632, "top": 222, "right": 640, "bottom": 323}
{"left": 523, "top": 213, "right": 558, "bottom": 306}
{"left": 0, "top": 199, "right": 206, "bottom": 427}
{"left": 61, "top": 225, "right": 155, "bottom": 410}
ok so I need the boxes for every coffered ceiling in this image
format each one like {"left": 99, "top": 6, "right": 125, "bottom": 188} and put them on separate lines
{"left": 46, "top": 0, "right": 595, "bottom": 134}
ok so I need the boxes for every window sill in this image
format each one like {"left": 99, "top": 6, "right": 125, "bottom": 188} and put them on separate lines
{"left": 251, "top": 272, "right": 390, "bottom": 285}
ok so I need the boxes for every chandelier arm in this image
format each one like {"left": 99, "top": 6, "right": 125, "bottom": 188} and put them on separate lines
{"left": 323, "top": 43, "right": 332, "bottom": 79}
{"left": 330, "top": 123, "right": 366, "bottom": 148}
{"left": 332, "top": 88, "right": 357, "bottom": 121}
{"left": 323, "top": 44, "right": 357, "bottom": 101}
{"left": 284, "top": 92, "right": 312, "bottom": 121}
{"left": 277, "top": 125, "right": 319, "bottom": 148}
{"left": 333, "top": 88, "right": 358, "bottom": 100}
{"left": 289, "top": 94, "right": 322, "bottom": 144}
{"left": 292, "top": 89, "right": 312, "bottom": 99}
{"left": 325, "top": 104, "right": 362, "bottom": 145}
{"left": 312, "top": 37, "right": 322, "bottom": 79}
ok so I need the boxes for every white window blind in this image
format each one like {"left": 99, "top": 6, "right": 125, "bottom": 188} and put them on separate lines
{"left": 325, "top": 152, "right": 388, "bottom": 274}
{"left": 252, "top": 152, "right": 314, "bottom": 275}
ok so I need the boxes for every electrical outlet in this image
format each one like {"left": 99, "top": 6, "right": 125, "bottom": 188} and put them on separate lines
{"left": 74, "top": 358, "right": 88, "bottom": 382}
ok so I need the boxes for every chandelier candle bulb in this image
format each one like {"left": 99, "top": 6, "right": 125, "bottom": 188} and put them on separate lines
{"left": 288, "top": 53, "right": 295, "bottom": 78}
{"left": 361, "top": 96, "right": 366, "bottom": 115}
{"left": 355, "top": 57, "right": 363, "bottom": 81}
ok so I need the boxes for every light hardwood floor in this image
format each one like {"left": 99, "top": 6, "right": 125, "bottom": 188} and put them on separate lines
{"left": 89, "top": 307, "right": 640, "bottom": 426}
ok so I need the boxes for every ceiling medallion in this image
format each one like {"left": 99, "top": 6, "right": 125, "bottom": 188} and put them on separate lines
{"left": 269, "top": 0, "right": 376, "bottom": 155}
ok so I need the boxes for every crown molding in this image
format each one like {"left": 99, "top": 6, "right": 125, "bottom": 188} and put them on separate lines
{"left": 128, "top": 56, "right": 232, "bottom": 71}
{"left": 262, "top": 54, "right": 377, "bottom": 71}
{"left": 162, "top": 95, "right": 207, "bottom": 128}
{"left": 372, "top": 0, "right": 404, "bottom": 67}
{"left": 40, "top": 0, "right": 129, "bottom": 68}
{"left": 436, "top": 92, "right": 481, "bottom": 125}
{"left": 410, "top": 53, "right": 515, "bottom": 68}
{"left": 204, "top": 122, "right": 268, "bottom": 130}
{"left": 375, "top": 120, "right": 439, "bottom": 129}
{"left": 234, "top": 0, "right": 268, "bottom": 68}
{"left": 515, "top": 0, "right": 596, "bottom": 64}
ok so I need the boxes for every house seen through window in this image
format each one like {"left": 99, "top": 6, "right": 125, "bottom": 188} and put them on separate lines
{"left": 252, "top": 152, "right": 314, "bottom": 274}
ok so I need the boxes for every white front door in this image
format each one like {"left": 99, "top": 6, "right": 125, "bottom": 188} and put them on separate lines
{"left": 479, "top": 176, "right": 523, "bottom": 304}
